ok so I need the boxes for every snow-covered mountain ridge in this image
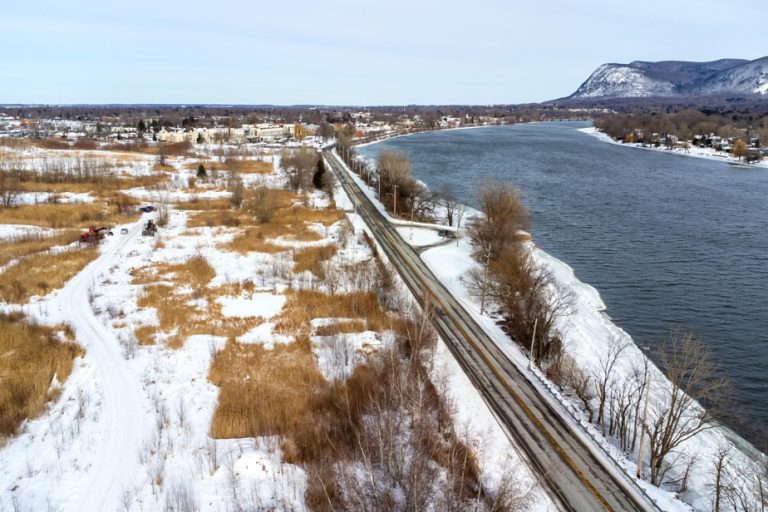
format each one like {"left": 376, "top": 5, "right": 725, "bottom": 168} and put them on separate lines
{"left": 570, "top": 57, "right": 768, "bottom": 98}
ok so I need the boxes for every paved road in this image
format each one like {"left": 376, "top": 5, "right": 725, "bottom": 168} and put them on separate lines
{"left": 324, "top": 149, "right": 658, "bottom": 512}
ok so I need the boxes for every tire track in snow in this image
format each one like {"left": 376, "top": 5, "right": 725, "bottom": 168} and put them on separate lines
{"left": 60, "top": 219, "right": 146, "bottom": 512}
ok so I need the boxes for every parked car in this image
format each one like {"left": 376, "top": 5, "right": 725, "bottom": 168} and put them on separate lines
{"left": 121, "top": 228, "right": 129, "bottom": 234}
{"left": 139, "top": 205, "right": 157, "bottom": 213}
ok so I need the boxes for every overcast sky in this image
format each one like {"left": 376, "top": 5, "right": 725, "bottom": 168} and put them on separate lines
{"left": 2, "top": 0, "right": 766, "bottom": 105}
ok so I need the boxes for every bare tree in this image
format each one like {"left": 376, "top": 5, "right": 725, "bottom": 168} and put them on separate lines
{"left": 467, "top": 180, "right": 530, "bottom": 262}
{"left": 157, "top": 141, "right": 166, "bottom": 167}
{"left": 592, "top": 337, "right": 628, "bottom": 432}
{"left": 559, "top": 355, "right": 594, "bottom": 422}
{"left": 711, "top": 447, "right": 731, "bottom": 512}
{"left": 227, "top": 171, "right": 244, "bottom": 208}
{"left": 644, "top": 330, "right": 728, "bottom": 485}
{"left": 281, "top": 146, "right": 319, "bottom": 192}
{"left": 247, "top": 187, "right": 277, "bottom": 224}
{"left": 437, "top": 184, "right": 461, "bottom": 227}
{"left": 0, "top": 171, "right": 20, "bottom": 208}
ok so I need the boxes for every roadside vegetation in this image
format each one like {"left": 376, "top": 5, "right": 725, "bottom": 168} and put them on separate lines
{"left": 456, "top": 176, "right": 757, "bottom": 505}
{"left": 0, "top": 313, "right": 82, "bottom": 442}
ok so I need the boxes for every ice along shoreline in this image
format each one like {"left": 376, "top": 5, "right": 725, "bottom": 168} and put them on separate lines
{"left": 356, "top": 126, "right": 765, "bottom": 510}
{"left": 579, "top": 125, "right": 768, "bottom": 169}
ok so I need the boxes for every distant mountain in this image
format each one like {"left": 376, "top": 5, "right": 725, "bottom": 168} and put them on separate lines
{"left": 570, "top": 57, "right": 768, "bottom": 99}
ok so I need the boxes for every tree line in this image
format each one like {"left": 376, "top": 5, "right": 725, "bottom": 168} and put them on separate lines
{"left": 594, "top": 108, "right": 768, "bottom": 159}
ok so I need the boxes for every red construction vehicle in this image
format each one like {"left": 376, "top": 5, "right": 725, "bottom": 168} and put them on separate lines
{"left": 80, "top": 226, "right": 113, "bottom": 245}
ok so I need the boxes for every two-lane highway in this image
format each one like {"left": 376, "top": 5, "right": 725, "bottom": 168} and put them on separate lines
{"left": 323, "top": 149, "right": 658, "bottom": 512}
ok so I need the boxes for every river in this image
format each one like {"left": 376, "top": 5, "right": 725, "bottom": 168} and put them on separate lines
{"left": 358, "top": 121, "right": 768, "bottom": 443}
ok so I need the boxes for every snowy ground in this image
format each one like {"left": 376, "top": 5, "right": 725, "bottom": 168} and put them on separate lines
{"left": 1, "top": 144, "right": 554, "bottom": 511}
{"left": 12, "top": 191, "right": 95, "bottom": 205}
{"left": 0, "top": 224, "right": 54, "bottom": 240}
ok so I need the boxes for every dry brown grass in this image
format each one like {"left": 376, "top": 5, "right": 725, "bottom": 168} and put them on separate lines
{"left": 187, "top": 209, "right": 251, "bottom": 229}
{"left": 114, "top": 173, "right": 170, "bottom": 190}
{"left": 185, "top": 161, "right": 228, "bottom": 172}
{"left": 274, "top": 290, "right": 392, "bottom": 338}
{"left": 208, "top": 286, "right": 393, "bottom": 441}
{"left": 134, "top": 325, "right": 159, "bottom": 346}
{"left": 209, "top": 336, "right": 327, "bottom": 438}
{"left": 0, "top": 313, "right": 82, "bottom": 440}
{"left": 0, "top": 230, "right": 80, "bottom": 267}
{"left": 132, "top": 258, "right": 266, "bottom": 348}
{"left": 182, "top": 189, "right": 341, "bottom": 250}
{"left": 224, "top": 228, "right": 285, "bottom": 254}
{"left": 0, "top": 199, "right": 137, "bottom": 228}
{"left": 0, "top": 247, "right": 98, "bottom": 303}
{"left": 222, "top": 203, "right": 342, "bottom": 251}
{"left": 186, "top": 159, "right": 273, "bottom": 174}
{"left": 233, "top": 160, "right": 274, "bottom": 174}
{"left": 293, "top": 244, "right": 337, "bottom": 278}
{"left": 173, "top": 198, "right": 232, "bottom": 211}
{"left": 152, "top": 163, "right": 175, "bottom": 172}
{"left": 313, "top": 320, "right": 367, "bottom": 337}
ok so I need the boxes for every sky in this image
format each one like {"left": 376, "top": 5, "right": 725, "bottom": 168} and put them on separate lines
{"left": 2, "top": 0, "right": 767, "bottom": 105}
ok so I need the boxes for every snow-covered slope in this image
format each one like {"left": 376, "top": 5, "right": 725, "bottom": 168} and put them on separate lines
{"left": 570, "top": 56, "right": 768, "bottom": 98}
{"left": 571, "top": 63, "right": 676, "bottom": 98}
{"left": 690, "top": 56, "right": 768, "bottom": 95}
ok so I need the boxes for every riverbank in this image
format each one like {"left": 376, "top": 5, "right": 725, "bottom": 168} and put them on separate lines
{"left": 580, "top": 126, "right": 768, "bottom": 169}
{"left": 358, "top": 126, "right": 767, "bottom": 511}
{"left": 354, "top": 122, "right": 513, "bottom": 150}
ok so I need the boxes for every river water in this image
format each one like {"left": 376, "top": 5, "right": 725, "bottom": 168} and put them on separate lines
{"left": 358, "top": 121, "right": 768, "bottom": 443}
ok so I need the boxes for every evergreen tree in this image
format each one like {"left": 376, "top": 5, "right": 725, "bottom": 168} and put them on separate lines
{"left": 197, "top": 164, "right": 207, "bottom": 179}
{"left": 313, "top": 157, "right": 325, "bottom": 189}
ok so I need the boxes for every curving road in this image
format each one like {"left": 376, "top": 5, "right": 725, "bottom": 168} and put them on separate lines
{"left": 59, "top": 218, "right": 146, "bottom": 512}
{"left": 324, "top": 149, "right": 659, "bottom": 512}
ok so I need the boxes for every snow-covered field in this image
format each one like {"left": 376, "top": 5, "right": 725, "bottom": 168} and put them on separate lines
{"left": 0, "top": 143, "right": 555, "bottom": 511}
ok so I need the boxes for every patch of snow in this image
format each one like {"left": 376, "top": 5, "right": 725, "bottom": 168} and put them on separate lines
{"left": 311, "top": 330, "right": 383, "bottom": 382}
{"left": 12, "top": 191, "right": 95, "bottom": 205}
{"left": 217, "top": 294, "right": 286, "bottom": 319}
{"left": 238, "top": 322, "right": 293, "bottom": 348}
{"left": 0, "top": 224, "right": 53, "bottom": 240}
{"left": 395, "top": 226, "right": 446, "bottom": 246}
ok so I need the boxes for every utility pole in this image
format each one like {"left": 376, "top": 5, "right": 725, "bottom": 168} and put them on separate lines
{"left": 392, "top": 184, "right": 398, "bottom": 217}
{"left": 410, "top": 200, "right": 415, "bottom": 240}
{"left": 636, "top": 372, "right": 651, "bottom": 479}
{"left": 479, "top": 242, "right": 491, "bottom": 315}
{"left": 528, "top": 317, "right": 539, "bottom": 369}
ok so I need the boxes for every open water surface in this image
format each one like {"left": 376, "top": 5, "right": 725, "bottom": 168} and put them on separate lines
{"left": 359, "top": 121, "right": 768, "bottom": 443}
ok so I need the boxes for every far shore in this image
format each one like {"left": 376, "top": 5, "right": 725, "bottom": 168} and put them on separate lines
{"left": 353, "top": 121, "right": 528, "bottom": 149}
{"left": 580, "top": 126, "right": 768, "bottom": 169}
